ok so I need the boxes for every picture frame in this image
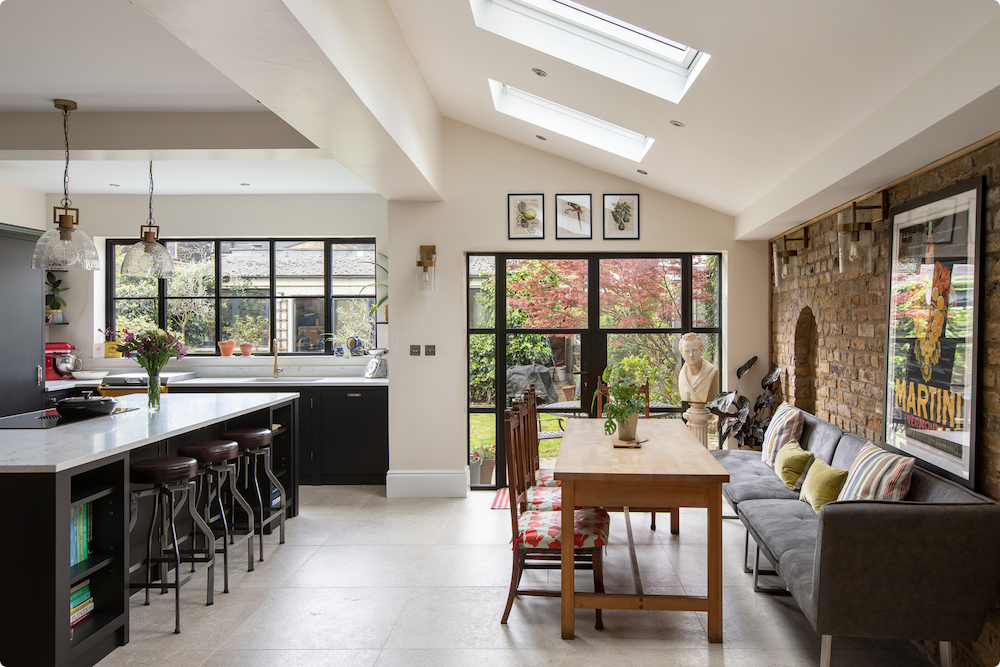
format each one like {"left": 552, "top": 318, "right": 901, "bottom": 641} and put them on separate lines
{"left": 882, "top": 177, "right": 984, "bottom": 488}
{"left": 555, "top": 194, "right": 592, "bottom": 239}
{"left": 508, "top": 194, "right": 544, "bottom": 239}
{"left": 603, "top": 194, "right": 639, "bottom": 239}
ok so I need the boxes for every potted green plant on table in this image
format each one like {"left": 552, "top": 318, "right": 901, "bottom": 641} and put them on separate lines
{"left": 45, "top": 271, "right": 67, "bottom": 324}
{"left": 707, "top": 356, "right": 781, "bottom": 450}
{"left": 594, "top": 355, "right": 655, "bottom": 440}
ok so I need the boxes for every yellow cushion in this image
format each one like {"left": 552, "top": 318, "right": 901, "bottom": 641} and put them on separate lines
{"left": 774, "top": 439, "right": 814, "bottom": 490}
{"left": 799, "top": 459, "right": 848, "bottom": 513}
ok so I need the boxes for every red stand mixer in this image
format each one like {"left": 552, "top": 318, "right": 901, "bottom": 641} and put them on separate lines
{"left": 45, "top": 342, "right": 80, "bottom": 380}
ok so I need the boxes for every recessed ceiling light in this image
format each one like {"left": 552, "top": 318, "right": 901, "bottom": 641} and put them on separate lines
{"left": 670, "top": 120, "right": 685, "bottom": 128}
{"left": 489, "top": 79, "right": 654, "bottom": 161}
{"left": 637, "top": 169, "right": 647, "bottom": 175}
{"left": 536, "top": 134, "right": 547, "bottom": 140}
{"left": 532, "top": 67, "right": 547, "bottom": 77}
{"left": 240, "top": 183, "right": 250, "bottom": 186}
{"left": 109, "top": 183, "right": 120, "bottom": 187}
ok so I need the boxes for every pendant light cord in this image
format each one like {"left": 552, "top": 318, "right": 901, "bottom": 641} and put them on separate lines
{"left": 61, "top": 107, "right": 71, "bottom": 208}
{"left": 147, "top": 160, "right": 155, "bottom": 224}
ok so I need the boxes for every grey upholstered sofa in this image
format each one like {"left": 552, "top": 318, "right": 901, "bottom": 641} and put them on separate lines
{"left": 712, "top": 411, "right": 1000, "bottom": 667}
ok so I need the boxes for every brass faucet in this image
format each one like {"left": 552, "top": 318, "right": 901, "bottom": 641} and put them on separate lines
{"left": 272, "top": 338, "right": 282, "bottom": 378}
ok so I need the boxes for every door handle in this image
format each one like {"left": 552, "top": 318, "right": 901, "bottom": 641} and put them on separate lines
{"left": 37, "top": 365, "right": 43, "bottom": 386}
{"left": 347, "top": 393, "right": 361, "bottom": 397}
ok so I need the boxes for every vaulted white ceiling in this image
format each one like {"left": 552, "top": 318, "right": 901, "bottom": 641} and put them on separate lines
{"left": 1, "top": 0, "right": 999, "bottom": 239}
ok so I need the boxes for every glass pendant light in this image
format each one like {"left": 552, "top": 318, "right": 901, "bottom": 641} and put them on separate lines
{"left": 31, "top": 100, "right": 100, "bottom": 271}
{"left": 120, "top": 161, "right": 174, "bottom": 279}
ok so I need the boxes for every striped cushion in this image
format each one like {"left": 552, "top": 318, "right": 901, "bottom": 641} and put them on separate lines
{"left": 761, "top": 402, "right": 805, "bottom": 468}
{"left": 838, "top": 443, "right": 915, "bottom": 502}
{"left": 517, "top": 508, "right": 610, "bottom": 550}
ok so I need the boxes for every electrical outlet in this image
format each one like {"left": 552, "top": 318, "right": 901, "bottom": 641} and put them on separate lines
{"left": 425, "top": 345, "right": 436, "bottom": 356}
{"left": 410, "top": 345, "right": 421, "bottom": 356}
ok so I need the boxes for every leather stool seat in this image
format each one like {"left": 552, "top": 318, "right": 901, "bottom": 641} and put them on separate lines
{"left": 178, "top": 440, "right": 239, "bottom": 464}
{"left": 222, "top": 427, "right": 272, "bottom": 450}
{"left": 131, "top": 456, "right": 198, "bottom": 485}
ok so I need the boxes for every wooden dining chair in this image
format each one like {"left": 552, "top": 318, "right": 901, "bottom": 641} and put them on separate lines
{"left": 501, "top": 402, "right": 608, "bottom": 629}
{"left": 522, "top": 387, "right": 561, "bottom": 488}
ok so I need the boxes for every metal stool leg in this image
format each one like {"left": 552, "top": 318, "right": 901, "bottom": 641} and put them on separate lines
{"left": 250, "top": 452, "right": 265, "bottom": 561}
{"left": 225, "top": 462, "right": 256, "bottom": 572}
{"left": 208, "top": 466, "right": 230, "bottom": 593}
{"left": 262, "top": 448, "right": 286, "bottom": 545}
{"left": 166, "top": 487, "right": 182, "bottom": 634}
{"left": 183, "top": 481, "right": 215, "bottom": 606}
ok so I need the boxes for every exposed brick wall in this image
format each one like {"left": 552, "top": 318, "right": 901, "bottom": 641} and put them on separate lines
{"left": 770, "top": 137, "right": 1000, "bottom": 667}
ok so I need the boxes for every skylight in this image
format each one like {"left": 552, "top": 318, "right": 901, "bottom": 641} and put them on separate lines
{"left": 488, "top": 79, "right": 654, "bottom": 161}
{"left": 470, "top": 0, "right": 710, "bottom": 104}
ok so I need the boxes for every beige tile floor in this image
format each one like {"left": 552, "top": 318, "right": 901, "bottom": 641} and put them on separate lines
{"left": 96, "top": 486, "right": 934, "bottom": 667}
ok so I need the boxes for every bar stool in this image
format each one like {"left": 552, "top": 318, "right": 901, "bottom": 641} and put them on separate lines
{"left": 129, "top": 456, "right": 215, "bottom": 634}
{"left": 222, "top": 427, "right": 287, "bottom": 561}
{"left": 177, "top": 440, "right": 256, "bottom": 593}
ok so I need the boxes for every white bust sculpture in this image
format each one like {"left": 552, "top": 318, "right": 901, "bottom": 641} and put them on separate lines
{"left": 678, "top": 333, "right": 719, "bottom": 404}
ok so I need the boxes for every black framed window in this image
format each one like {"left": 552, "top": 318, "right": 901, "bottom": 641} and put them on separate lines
{"left": 107, "top": 238, "right": 377, "bottom": 355}
{"left": 467, "top": 252, "right": 722, "bottom": 489}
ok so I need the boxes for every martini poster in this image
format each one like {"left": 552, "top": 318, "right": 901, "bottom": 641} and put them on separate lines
{"left": 884, "top": 179, "right": 982, "bottom": 485}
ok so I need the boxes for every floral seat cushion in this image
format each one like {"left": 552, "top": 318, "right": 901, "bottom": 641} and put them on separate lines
{"left": 535, "top": 468, "right": 561, "bottom": 488}
{"left": 517, "top": 508, "right": 610, "bottom": 550}
{"left": 527, "top": 485, "right": 562, "bottom": 511}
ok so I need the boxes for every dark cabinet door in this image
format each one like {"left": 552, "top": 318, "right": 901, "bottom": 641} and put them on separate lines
{"left": 297, "top": 389, "right": 321, "bottom": 485}
{"left": 319, "top": 387, "right": 388, "bottom": 484}
{"left": 0, "top": 227, "right": 44, "bottom": 418}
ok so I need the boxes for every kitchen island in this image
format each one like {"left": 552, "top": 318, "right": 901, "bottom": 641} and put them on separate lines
{"left": 0, "top": 392, "right": 299, "bottom": 667}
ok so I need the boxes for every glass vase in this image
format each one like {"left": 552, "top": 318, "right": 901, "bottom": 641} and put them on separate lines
{"left": 147, "top": 373, "right": 161, "bottom": 412}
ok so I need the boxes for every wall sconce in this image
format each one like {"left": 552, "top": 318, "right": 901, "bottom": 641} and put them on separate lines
{"left": 772, "top": 230, "right": 806, "bottom": 288}
{"left": 837, "top": 193, "right": 886, "bottom": 275}
{"left": 417, "top": 245, "right": 436, "bottom": 292}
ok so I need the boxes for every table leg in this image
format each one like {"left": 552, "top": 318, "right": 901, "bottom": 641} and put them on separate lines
{"left": 561, "top": 480, "right": 575, "bottom": 640}
{"left": 670, "top": 507, "right": 680, "bottom": 535}
{"left": 707, "top": 482, "right": 723, "bottom": 642}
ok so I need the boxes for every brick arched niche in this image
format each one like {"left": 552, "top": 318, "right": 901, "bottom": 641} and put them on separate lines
{"left": 792, "top": 306, "right": 818, "bottom": 414}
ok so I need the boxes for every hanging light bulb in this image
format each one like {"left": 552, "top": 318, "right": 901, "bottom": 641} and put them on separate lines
{"left": 31, "top": 100, "right": 100, "bottom": 271}
{"left": 837, "top": 202, "right": 875, "bottom": 275}
{"left": 121, "top": 161, "right": 174, "bottom": 279}
{"left": 848, "top": 238, "right": 861, "bottom": 263}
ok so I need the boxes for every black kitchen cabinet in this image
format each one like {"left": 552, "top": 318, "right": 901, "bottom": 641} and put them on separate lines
{"left": 170, "top": 383, "right": 387, "bottom": 485}
{"left": 318, "top": 387, "right": 388, "bottom": 484}
{"left": 0, "top": 225, "right": 45, "bottom": 418}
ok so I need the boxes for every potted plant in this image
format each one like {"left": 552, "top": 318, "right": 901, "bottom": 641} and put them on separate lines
{"left": 476, "top": 441, "right": 496, "bottom": 485}
{"left": 45, "top": 271, "right": 67, "bottom": 324}
{"left": 98, "top": 328, "right": 123, "bottom": 358}
{"left": 707, "top": 356, "right": 781, "bottom": 450}
{"left": 594, "top": 355, "right": 655, "bottom": 440}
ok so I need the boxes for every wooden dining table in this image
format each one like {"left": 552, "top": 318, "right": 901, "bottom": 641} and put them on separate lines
{"left": 554, "top": 418, "right": 730, "bottom": 641}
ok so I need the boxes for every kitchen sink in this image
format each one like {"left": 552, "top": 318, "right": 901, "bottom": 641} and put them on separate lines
{"left": 247, "top": 376, "right": 320, "bottom": 383}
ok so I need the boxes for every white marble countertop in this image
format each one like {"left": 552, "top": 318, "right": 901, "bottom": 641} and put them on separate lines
{"left": 171, "top": 376, "right": 388, "bottom": 387}
{"left": 0, "top": 392, "right": 298, "bottom": 473}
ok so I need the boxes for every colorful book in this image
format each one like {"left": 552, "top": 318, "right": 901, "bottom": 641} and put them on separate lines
{"left": 70, "top": 585, "right": 91, "bottom": 608}
{"left": 70, "top": 507, "right": 77, "bottom": 566}
{"left": 70, "top": 599, "right": 94, "bottom": 626}
{"left": 70, "top": 596, "right": 92, "bottom": 616}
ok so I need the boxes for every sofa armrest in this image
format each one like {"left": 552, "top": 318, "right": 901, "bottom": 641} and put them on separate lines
{"left": 810, "top": 500, "right": 1000, "bottom": 642}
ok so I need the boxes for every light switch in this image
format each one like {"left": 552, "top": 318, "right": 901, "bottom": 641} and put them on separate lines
{"left": 425, "top": 345, "right": 436, "bottom": 356}
{"left": 410, "top": 345, "right": 421, "bottom": 356}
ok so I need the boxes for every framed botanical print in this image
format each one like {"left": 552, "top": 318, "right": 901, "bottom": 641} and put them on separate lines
{"left": 555, "top": 194, "right": 592, "bottom": 239}
{"left": 883, "top": 177, "right": 984, "bottom": 487}
{"left": 603, "top": 194, "right": 639, "bottom": 239}
{"left": 508, "top": 195, "right": 544, "bottom": 239}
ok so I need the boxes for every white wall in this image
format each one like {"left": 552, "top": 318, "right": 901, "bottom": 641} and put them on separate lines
{"left": 385, "top": 119, "right": 769, "bottom": 497}
{"left": 0, "top": 181, "right": 46, "bottom": 231}
{"left": 41, "top": 193, "right": 388, "bottom": 359}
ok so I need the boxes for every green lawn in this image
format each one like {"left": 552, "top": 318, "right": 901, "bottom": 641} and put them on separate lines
{"left": 469, "top": 412, "right": 564, "bottom": 461}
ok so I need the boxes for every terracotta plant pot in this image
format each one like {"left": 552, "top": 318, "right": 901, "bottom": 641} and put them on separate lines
{"left": 218, "top": 340, "right": 236, "bottom": 356}
{"left": 239, "top": 342, "right": 254, "bottom": 357}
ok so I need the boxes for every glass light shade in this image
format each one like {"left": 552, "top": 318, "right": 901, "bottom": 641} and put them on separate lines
{"left": 771, "top": 242, "right": 797, "bottom": 289}
{"left": 837, "top": 227, "right": 873, "bottom": 274}
{"left": 31, "top": 225, "right": 100, "bottom": 271}
{"left": 121, "top": 239, "right": 174, "bottom": 279}
{"left": 417, "top": 245, "right": 436, "bottom": 292}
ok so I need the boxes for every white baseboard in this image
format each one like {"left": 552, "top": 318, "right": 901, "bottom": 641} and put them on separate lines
{"left": 385, "top": 469, "right": 470, "bottom": 498}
